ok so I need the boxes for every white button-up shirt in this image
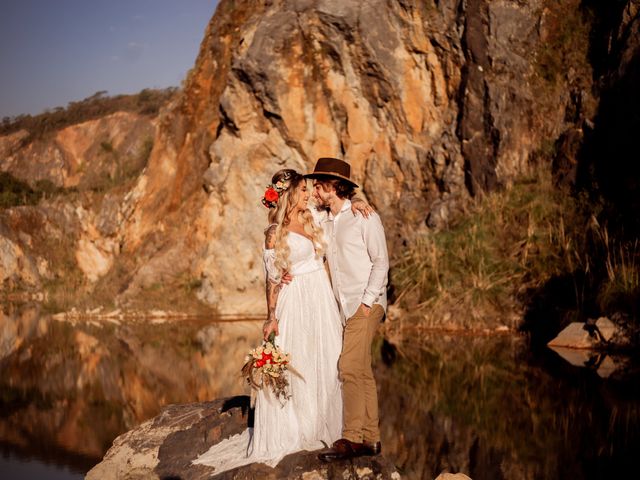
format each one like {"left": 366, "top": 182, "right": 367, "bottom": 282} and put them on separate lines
{"left": 318, "top": 199, "right": 389, "bottom": 321}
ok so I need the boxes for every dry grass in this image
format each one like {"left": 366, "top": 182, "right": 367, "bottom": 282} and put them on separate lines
{"left": 588, "top": 218, "right": 640, "bottom": 318}
{"left": 393, "top": 171, "right": 570, "bottom": 328}
{"left": 392, "top": 169, "right": 640, "bottom": 332}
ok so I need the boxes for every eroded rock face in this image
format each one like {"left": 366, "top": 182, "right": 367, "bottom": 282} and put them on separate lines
{"left": 2, "top": 1, "right": 635, "bottom": 315}
{"left": 0, "top": 206, "right": 61, "bottom": 291}
{"left": 114, "top": 0, "right": 576, "bottom": 314}
{"left": 86, "top": 397, "right": 400, "bottom": 480}
{"left": 0, "top": 113, "right": 156, "bottom": 294}
{"left": 0, "top": 112, "right": 155, "bottom": 189}
{"left": 0, "top": 199, "right": 113, "bottom": 292}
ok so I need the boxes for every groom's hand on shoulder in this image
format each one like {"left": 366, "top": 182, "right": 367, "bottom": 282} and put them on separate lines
{"left": 351, "top": 196, "right": 373, "bottom": 218}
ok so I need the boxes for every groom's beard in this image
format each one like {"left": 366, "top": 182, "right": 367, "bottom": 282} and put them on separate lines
{"left": 310, "top": 197, "right": 330, "bottom": 212}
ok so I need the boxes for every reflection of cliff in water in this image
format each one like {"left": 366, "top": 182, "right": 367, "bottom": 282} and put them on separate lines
{"left": 2, "top": 308, "right": 639, "bottom": 478}
{"left": 375, "top": 334, "right": 640, "bottom": 480}
{"left": 0, "top": 307, "right": 261, "bottom": 472}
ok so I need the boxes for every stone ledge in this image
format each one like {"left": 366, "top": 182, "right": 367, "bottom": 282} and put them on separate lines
{"left": 87, "top": 396, "right": 401, "bottom": 480}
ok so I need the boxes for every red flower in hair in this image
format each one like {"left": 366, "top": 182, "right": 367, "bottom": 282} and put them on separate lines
{"left": 264, "top": 187, "right": 279, "bottom": 203}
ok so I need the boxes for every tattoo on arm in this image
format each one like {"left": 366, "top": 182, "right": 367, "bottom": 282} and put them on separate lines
{"left": 266, "top": 279, "right": 281, "bottom": 322}
{"left": 265, "top": 225, "right": 276, "bottom": 249}
{"left": 264, "top": 224, "right": 279, "bottom": 322}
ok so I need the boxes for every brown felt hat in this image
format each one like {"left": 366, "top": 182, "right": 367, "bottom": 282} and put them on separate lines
{"left": 304, "top": 157, "right": 359, "bottom": 188}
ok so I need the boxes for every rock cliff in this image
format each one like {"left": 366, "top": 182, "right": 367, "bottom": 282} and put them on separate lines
{"left": 130, "top": 0, "right": 569, "bottom": 314}
{"left": 0, "top": 112, "right": 155, "bottom": 190}
{"left": 1, "top": 0, "right": 638, "bottom": 315}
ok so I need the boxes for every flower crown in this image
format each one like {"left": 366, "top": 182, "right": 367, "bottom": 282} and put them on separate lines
{"left": 262, "top": 171, "right": 292, "bottom": 208}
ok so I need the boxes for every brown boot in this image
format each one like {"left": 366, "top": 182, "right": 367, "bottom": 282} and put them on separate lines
{"left": 318, "top": 438, "right": 366, "bottom": 462}
{"left": 362, "top": 440, "right": 381, "bottom": 455}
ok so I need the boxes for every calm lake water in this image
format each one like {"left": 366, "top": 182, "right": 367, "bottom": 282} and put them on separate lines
{"left": 1, "top": 305, "right": 639, "bottom": 479}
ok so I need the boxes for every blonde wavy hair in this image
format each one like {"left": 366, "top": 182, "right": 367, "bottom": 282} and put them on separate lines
{"left": 266, "top": 169, "right": 325, "bottom": 273}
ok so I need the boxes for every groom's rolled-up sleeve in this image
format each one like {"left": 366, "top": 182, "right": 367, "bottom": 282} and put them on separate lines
{"left": 361, "top": 214, "right": 389, "bottom": 307}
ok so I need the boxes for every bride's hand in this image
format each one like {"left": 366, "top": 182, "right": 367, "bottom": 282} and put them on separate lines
{"left": 263, "top": 318, "right": 279, "bottom": 341}
{"left": 351, "top": 197, "right": 373, "bottom": 218}
{"left": 281, "top": 271, "right": 293, "bottom": 284}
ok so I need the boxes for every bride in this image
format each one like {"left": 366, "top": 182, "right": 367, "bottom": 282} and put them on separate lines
{"left": 195, "top": 168, "right": 358, "bottom": 472}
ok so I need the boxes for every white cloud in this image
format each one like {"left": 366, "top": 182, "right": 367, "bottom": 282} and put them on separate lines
{"left": 124, "top": 42, "right": 145, "bottom": 62}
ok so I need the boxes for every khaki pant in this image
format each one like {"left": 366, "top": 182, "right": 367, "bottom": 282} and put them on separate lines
{"left": 338, "top": 304, "right": 384, "bottom": 443}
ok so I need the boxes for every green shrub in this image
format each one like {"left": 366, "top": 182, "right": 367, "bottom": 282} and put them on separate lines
{"left": 535, "top": 0, "right": 593, "bottom": 86}
{"left": 100, "top": 140, "right": 114, "bottom": 153}
{"left": 0, "top": 172, "right": 39, "bottom": 207}
{"left": 0, "top": 87, "right": 177, "bottom": 144}
{"left": 392, "top": 170, "right": 576, "bottom": 326}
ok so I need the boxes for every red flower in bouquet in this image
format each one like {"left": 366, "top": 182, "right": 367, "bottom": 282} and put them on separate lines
{"left": 241, "top": 333, "right": 300, "bottom": 407}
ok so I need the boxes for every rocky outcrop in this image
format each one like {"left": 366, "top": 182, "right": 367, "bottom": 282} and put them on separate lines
{"left": 0, "top": 112, "right": 156, "bottom": 295}
{"left": 87, "top": 397, "right": 400, "bottom": 480}
{"left": 0, "top": 232, "right": 41, "bottom": 287}
{"left": 0, "top": 205, "right": 65, "bottom": 292}
{"left": 547, "top": 317, "right": 632, "bottom": 377}
{"left": 2, "top": 1, "right": 636, "bottom": 315}
{"left": 110, "top": 0, "right": 582, "bottom": 314}
{"left": 0, "top": 112, "right": 155, "bottom": 190}
{"left": 0, "top": 199, "right": 110, "bottom": 293}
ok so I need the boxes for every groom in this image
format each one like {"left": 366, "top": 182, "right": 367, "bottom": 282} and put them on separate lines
{"left": 305, "top": 157, "right": 389, "bottom": 461}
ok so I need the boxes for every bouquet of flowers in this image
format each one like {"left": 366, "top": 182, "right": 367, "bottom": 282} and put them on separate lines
{"left": 241, "top": 333, "right": 301, "bottom": 407}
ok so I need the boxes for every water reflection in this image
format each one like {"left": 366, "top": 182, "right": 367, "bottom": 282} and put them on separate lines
{"left": 1, "top": 307, "right": 639, "bottom": 479}
{"left": 375, "top": 334, "right": 640, "bottom": 480}
{"left": 0, "top": 305, "right": 261, "bottom": 474}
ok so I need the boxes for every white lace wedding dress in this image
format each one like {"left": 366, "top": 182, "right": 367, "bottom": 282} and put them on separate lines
{"left": 193, "top": 231, "right": 343, "bottom": 472}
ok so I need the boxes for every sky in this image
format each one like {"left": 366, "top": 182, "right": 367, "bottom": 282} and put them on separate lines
{"left": 0, "top": 0, "right": 219, "bottom": 119}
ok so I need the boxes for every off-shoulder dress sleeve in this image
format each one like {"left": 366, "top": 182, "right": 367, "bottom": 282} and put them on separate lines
{"left": 263, "top": 248, "right": 281, "bottom": 284}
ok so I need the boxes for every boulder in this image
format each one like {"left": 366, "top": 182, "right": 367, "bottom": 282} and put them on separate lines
{"left": 594, "top": 317, "right": 616, "bottom": 343}
{"left": 547, "top": 316, "right": 630, "bottom": 377}
{"left": 547, "top": 322, "right": 597, "bottom": 349}
{"left": 547, "top": 317, "right": 630, "bottom": 350}
{"left": 87, "top": 396, "right": 401, "bottom": 480}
